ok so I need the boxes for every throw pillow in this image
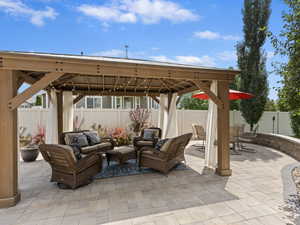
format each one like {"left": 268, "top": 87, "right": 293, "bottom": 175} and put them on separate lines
{"left": 84, "top": 131, "right": 101, "bottom": 146}
{"left": 155, "top": 138, "right": 169, "bottom": 151}
{"left": 70, "top": 144, "right": 82, "bottom": 160}
{"left": 68, "top": 134, "right": 89, "bottom": 148}
{"left": 143, "top": 129, "right": 155, "bottom": 140}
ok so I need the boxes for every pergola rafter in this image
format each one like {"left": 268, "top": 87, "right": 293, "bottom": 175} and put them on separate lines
{"left": 0, "top": 51, "right": 240, "bottom": 208}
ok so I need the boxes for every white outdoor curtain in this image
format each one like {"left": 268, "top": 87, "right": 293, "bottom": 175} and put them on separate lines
{"left": 158, "top": 94, "right": 168, "bottom": 138}
{"left": 164, "top": 93, "right": 178, "bottom": 138}
{"left": 46, "top": 89, "right": 58, "bottom": 144}
{"left": 158, "top": 93, "right": 178, "bottom": 138}
{"left": 63, "top": 91, "right": 74, "bottom": 132}
{"left": 204, "top": 81, "right": 218, "bottom": 169}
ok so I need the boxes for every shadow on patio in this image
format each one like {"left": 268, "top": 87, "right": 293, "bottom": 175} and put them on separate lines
{"left": 186, "top": 142, "right": 284, "bottom": 163}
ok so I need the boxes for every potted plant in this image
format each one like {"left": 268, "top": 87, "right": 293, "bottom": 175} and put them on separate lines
{"left": 129, "top": 107, "right": 151, "bottom": 136}
{"left": 20, "top": 124, "right": 45, "bottom": 162}
{"left": 110, "top": 128, "right": 131, "bottom": 146}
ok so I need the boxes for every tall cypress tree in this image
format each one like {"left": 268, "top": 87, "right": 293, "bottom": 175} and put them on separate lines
{"left": 237, "top": 0, "right": 271, "bottom": 130}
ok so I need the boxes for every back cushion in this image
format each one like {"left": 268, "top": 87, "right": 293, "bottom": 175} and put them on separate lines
{"left": 160, "top": 138, "right": 173, "bottom": 152}
{"left": 143, "top": 129, "right": 159, "bottom": 140}
{"left": 65, "top": 133, "right": 89, "bottom": 148}
{"left": 84, "top": 131, "right": 101, "bottom": 146}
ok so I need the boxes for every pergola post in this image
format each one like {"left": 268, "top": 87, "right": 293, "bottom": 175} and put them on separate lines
{"left": 216, "top": 81, "right": 232, "bottom": 176}
{"left": 57, "top": 91, "right": 64, "bottom": 144}
{"left": 0, "top": 70, "right": 20, "bottom": 208}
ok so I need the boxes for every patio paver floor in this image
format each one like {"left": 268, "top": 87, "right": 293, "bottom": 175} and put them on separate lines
{"left": 0, "top": 142, "right": 297, "bottom": 225}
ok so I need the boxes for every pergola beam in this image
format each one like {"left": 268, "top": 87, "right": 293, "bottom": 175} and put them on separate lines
{"left": 192, "top": 80, "right": 224, "bottom": 109}
{"left": 17, "top": 71, "right": 37, "bottom": 85}
{"left": 1, "top": 57, "right": 237, "bottom": 81}
{"left": 8, "top": 72, "right": 64, "bottom": 110}
{"left": 150, "top": 95, "right": 160, "bottom": 104}
{"left": 73, "top": 94, "right": 85, "bottom": 104}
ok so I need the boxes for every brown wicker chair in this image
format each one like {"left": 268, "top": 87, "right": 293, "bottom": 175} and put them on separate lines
{"left": 133, "top": 127, "right": 162, "bottom": 151}
{"left": 40, "top": 144, "right": 102, "bottom": 189}
{"left": 138, "top": 133, "right": 192, "bottom": 174}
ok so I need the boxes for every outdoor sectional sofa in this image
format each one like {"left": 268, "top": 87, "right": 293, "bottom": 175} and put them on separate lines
{"left": 62, "top": 130, "right": 114, "bottom": 155}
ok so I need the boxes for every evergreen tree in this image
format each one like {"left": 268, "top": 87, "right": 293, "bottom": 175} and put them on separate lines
{"left": 237, "top": 0, "right": 271, "bottom": 130}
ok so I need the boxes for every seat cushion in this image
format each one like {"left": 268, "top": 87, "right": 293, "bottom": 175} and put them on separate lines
{"left": 136, "top": 140, "right": 154, "bottom": 146}
{"left": 81, "top": 142, "right": 112, "bottom": 154}
{"left": 84, "top": 131, "right": 101, "bottom": 145}
{"left": 65, "top": 133, "right": 89, "bottom": 148}
{"left": 141, "top": 150, "right": 165, "bottom": 162}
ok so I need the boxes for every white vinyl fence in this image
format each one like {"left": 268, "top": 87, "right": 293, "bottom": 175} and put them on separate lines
{"left": 18, "top": 108, "right": 294, "bottom": 139}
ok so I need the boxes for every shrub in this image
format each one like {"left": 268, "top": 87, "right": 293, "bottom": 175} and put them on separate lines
{"left": 290, "top": 110, "right": 300, "bottom": 138}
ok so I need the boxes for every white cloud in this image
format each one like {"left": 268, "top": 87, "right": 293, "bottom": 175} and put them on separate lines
{"left": 217, "top": 51, "right": 236, "bottom": 61}
{"left": 194, "top": 30, "right": 240, "bottom": 41}
{"left": 175, "top": 56, "right": 216, "bottom": 67}
{"left": 0, "top": 0, "right": 57, "bottom": 26}
{"left": 78, "top": 0, "right": 198, "bottom": 24}
{"left": 150, "top": 55, "right": 216, "bottom": 67}
{"left": 78, "top": 4, "right": 137, "bottom": 23}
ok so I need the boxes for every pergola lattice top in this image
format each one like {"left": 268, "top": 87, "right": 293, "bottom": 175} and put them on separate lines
{"left": 0, "top": 51, "right": 239, "bottom": 208}
{"left": 0, "top": 51, "right": 239, "bottom": 96}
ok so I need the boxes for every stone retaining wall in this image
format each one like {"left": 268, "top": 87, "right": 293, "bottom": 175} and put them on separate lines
{"left": 251, "top": 133, "right": 300, "bottom": 161}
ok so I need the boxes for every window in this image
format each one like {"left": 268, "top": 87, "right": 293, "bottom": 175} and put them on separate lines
{"left": 123, "top": 96, "right": 134, "bottom": 109}
{"left": 102, "top": 96, "right": 112, "bottom": 109}
{"left": 140, "top": 97, "right": 148, "bottom": 108}
{"left": 86, "top": 97, "right": 94, "bottom": 109}
{"left": 94, "top": 97, "right": 101, "bottom": 108}
{"left": 151, "top": 98, "right": 159, "bottom": 109}
{"left": 116, "top": 97, "right": 122, "bottom": 109}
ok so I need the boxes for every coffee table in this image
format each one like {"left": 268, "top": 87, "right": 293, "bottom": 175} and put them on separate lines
{"left": 106, "top": 146, "right": 136, "bottom": 166}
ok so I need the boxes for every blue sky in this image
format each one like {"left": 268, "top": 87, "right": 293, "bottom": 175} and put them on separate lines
{"left": 0, "top": 0, "right": 287, "bottom": 99}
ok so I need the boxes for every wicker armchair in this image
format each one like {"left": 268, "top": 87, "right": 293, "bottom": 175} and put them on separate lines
{"left": 133, "top": 127, "right": 162, "bottom": 151}
{"left": 138, "top": 133, "right": 192, "bottom": 174}
{"left": 40, "top": 144, "right": 102, "bottom": 189}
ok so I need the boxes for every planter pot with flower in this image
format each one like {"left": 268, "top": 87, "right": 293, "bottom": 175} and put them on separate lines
{"left": 20, "top": 124, "right": 45, "bottom": 162}
{"left": 21, "top": 145, "right": 40, "bottom": 162}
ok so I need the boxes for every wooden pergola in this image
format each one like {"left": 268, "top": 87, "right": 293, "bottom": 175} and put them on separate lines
{"left": 0, "top": 51, "right": 239, "bottom": 208}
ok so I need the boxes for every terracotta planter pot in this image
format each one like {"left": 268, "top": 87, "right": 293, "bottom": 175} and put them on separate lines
{"left": 21, "top": 147, "right": 39, "bottom": 162}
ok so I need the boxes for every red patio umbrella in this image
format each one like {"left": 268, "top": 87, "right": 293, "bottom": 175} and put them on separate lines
{"left": 192, "top": 89, "right": 254, "bottom": 100}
